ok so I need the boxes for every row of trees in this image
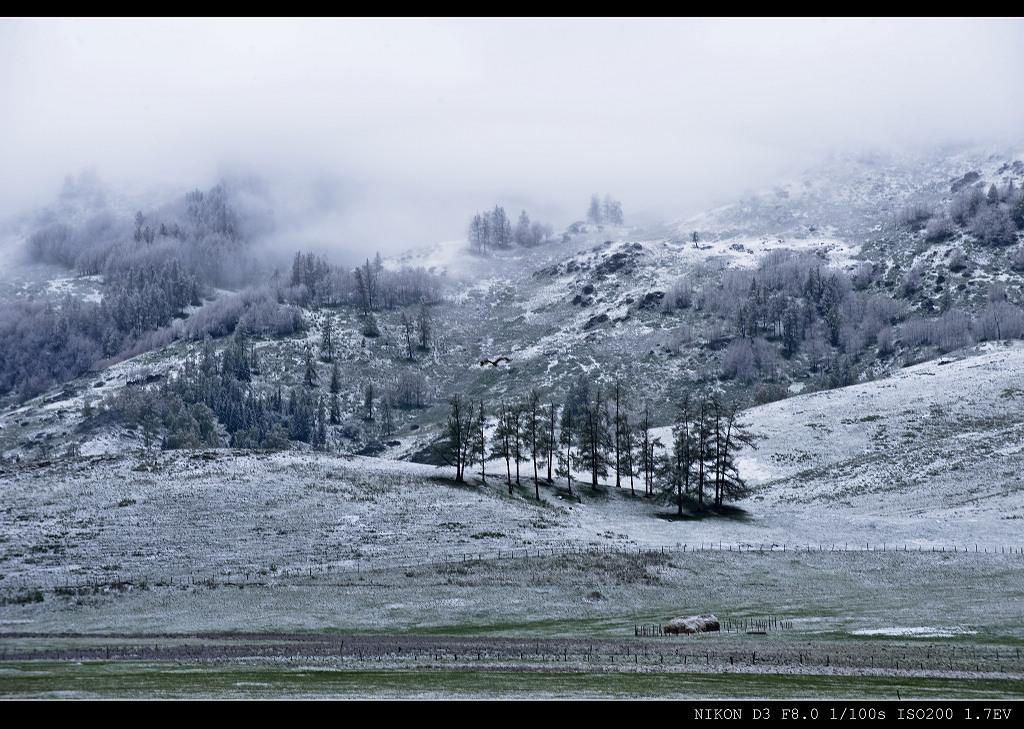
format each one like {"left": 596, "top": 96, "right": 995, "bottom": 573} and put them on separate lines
{"left": 586, "top": 194, "right": 624, "bottom": 226}
{"left": 289, "top": 251, "right": 444, "bottom": 313}
{"left": 437, "top": 378, "right": 755, "bottom": 513}
{"left": 467, "top": 206, "right": 553, "bottom": 253}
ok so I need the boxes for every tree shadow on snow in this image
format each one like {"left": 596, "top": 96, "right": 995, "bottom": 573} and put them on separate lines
{"left": 655, "top": 504, "right": 752, "bottom": 522}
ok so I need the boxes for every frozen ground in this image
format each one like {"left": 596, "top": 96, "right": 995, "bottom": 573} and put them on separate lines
{"left": 3, "top": 146, "right": 1024, "bottom": 696}
{"left": 2, "top": 337, "right": 1022, "bottom": 599}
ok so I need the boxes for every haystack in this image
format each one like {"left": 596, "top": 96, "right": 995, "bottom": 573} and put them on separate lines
{"left": 664, "top": 614, "right": 720, "bottom": 634}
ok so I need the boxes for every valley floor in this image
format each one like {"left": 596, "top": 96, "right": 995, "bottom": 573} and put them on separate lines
{"left": 2, "top": 632, "right": 1022, "bottom": 699}
{"left": 4, "top": 332, "right": 1024, "bottom": 700}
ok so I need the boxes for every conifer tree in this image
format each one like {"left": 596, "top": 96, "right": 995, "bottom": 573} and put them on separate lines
{"left": 379, "top": 396, "right": 394, "bottom": 436}
{"left": 577, "top": 385, "right": 612, "bottom": 490}
{"left": 544, "top": 402, "right": 558, "bottom": 484}
{"left": 663, "top": 393, "right": 698, "bottom": 516}
{"left": 474, "top": 399, "right": 487, "bottom": 485}
{"left": 491, "top": 400, "right": 514, "bottom": 494}
{"left": 320, "top": 316, "right": 335, "bottom": 362}
{"left": 440, "top": 393, "right": 475, "bottom": 482}
{"left": 362, "top": 381, "right": 374, "bottom": 420}
{"left": 304, "top": 349, "right": 318, "bottom": 387}
{"left": 330, "top": 362, "right": 342, "bottom": 395}
{"left": 315, "top": 396, "right": 328, "bottom": 450}
{"left": 400, "top": 312, "right": 414, "bottom": 359}
{"left": 710, "top": 396, "right": 757, "bottom": 509}
{"left": 417, "top": 302, "right": 432, "bottom": 351}
{"left": 558, "top": 400, "right": 575, "bottom": 496}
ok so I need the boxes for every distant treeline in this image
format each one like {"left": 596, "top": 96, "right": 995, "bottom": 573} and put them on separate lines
{"left": 658, "top": 245, "right": 1024, "bottom": 401}
{"left": 2, "top": 183, "right": 265, "bottom": 400}
{"left": 912, "top": 170, "right": 1024, "bottom": 248}
{"left": 2, "top": 182, "right": 445, "bottom": 402}
{"left": 467, "top": 206, "right": 554, "bottom": 253}
{"left": 290, "top": 252, "right": 443, "bottom": 311}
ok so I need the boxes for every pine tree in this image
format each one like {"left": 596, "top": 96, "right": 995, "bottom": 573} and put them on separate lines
{"left": 527, "top": 389, "right": 542, "bottom": 498}
{"left": 640, "top": 402, "right": 662, "bottom": 497}
{"left": 620, "top": 409, "right": 635, "bottom": 496}
{"left": 417, "top": 302, "right": 432, "bottom": 351}
{"left": 330, "top": 393, "right": 341, "bottom": 426}
{"left": 577, "top": 386, "right": 612, "bottom": 490}
{"left": 491, "top": 400, "right": 515, "bottom": 494}
{"left": 400, "top": 311, "right": 414, "bottom": 359}
{"left": 362, "top": 381, "right": 374, "bottom": 419}
{"left": 474, "top": 399, "right": 487, "bottom": 485}
{"left": 695, "top": 395, "right": 712, "bottom": 509}
{"left": 663, "top": 393, "right": 698, "bottom": 516}
{"left": 544, "top": 402, "right": 558, "bottom": 484}
{"left": 354, "top": 258, "right": 378, "bottom": 314}
{"left": 289, "top": 388, "right": 314, "bottom": 443}
{"left": 587, "top": 194, "right": 603, "bottom": 225}
{"left": 613, "top": 380, "right": 625, "bottom": 488}
{"left": 510, "top": 401, "right": 525, "bottom": 486}
{"left": 558, "top": 401, "right": 575, "bottom": 496}
{"left": 710, "top": 397, "right": 757, "bottom": 509}
{"left": 304, "top": 349, "right": 318, "bottom": 387}
{"left": 330, "top": 362, "right": 342, "bottom": 395}
{"left": 314, "top": 396, "right": 328, "bottom": 450}
{"left": 379, "top": 396, "right": 394, "bottom": 436}
{"left": 320, "top": 316, "right": 335, "bottom": 362}
{"left": 440, "top": 394, "right": 475, "bottom": 482}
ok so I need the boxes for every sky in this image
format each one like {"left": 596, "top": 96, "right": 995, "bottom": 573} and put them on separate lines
{"left": 2, "top": 18, "right": 1023, "bottom": 259}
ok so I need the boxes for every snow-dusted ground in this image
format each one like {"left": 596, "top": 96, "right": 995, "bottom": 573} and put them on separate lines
{"left": 3, "top": 147, "right": 1024, "bottom": 680}
{"left": 45, "top": 275, "right": 103, "bottom": 304}
{"left": 731, "top": 340, "right": 1024, "bottom": 548}
{"left": 3, "top": 335, "right": 1023, "bottom": 597}
{"left": 2, "top": 440, "right": 1022, "bottom": 660}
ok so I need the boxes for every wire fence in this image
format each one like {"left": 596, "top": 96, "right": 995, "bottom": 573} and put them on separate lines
{"left": 2, "top": 540, "right": 1021, "bottom": 601}
{"left": 1, "top": 636, "right": 1020, "bottom": 675}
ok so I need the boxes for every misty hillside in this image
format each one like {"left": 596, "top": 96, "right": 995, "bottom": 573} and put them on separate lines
{"left": 0, "top": 143, "right": 1023, "bottom": 519}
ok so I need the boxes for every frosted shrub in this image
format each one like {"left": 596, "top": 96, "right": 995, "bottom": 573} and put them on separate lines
{"left": 970, "top": 206, "right": 1018, "bottom": 246}
{"left": 974, "top": 302, "right": 1024, "bottom": 342}
{"left": 662, "top": 277, "right": 693, "bottom": 311}
{"left": 934, "top": 309, "right": 972, "bottom": 353}
{"left": 900, "top": 318, "right": 932, "bottom": 349}
{"left": 721, "top": 337, "right": 782, "bottom": 384}
{"left": 895, "top": 202, "right": 932, "bottom": 228}
{"left": 1011, "top": 246, "right": 1024, "bottom": 272}
{"left": 924, "top": 215, "right": 957, "bottom": 242}
{"left": 948, "top": 247, "right": 968, "bottom": 272}
{"left": 876, "top": 325, "right": 894, "bottom": 356}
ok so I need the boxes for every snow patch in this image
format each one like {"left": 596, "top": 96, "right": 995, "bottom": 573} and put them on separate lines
{"left": 851, "top": 626, "right": 977, "bottom": 638}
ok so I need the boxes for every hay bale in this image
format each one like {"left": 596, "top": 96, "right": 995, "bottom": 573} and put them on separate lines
{"left": 664, "top": 614, "right": 720, "bottom": 634}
